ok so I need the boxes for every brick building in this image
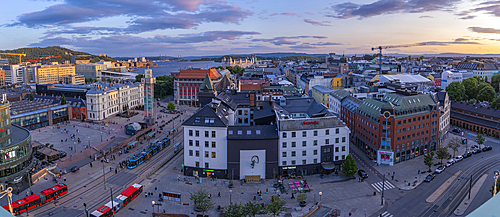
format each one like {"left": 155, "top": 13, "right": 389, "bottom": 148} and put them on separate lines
{"left": 450, "top": 101, "right": 500, "bottom": 138}
{"left": 173, "top": 68, "right": 224, "bottom": 106}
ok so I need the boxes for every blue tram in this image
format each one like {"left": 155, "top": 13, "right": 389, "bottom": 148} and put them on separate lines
{"left": 127, "top": 137, "right": 171, "bottom": 169}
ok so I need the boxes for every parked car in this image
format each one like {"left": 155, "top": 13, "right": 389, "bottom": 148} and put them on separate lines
{"left": 472, "top": 149, "right": 478, "bottom": 154}
{"left": 358, "top": 170, "right": 368, "bottom": 179}
{"left": 435, "top": 165, "right": 446, "bottom": 173}
{"left": 482, "top": 146, "right": 492, "bottom": 151}
{"left": 447, "top": 159, "right": 456, "bottom": 164}
{"left": 445, "top": 162, "right": 452, "bottom": 167}
{"left": 476, "top": 148, "right": 482, "bottom": 153}
{"left": 452, "top": 128, "right": 461, "bottom": 133}
{"left": 463, "top": 152, "right": 472, "bottom": 158}
{"left": 424, "top": 174, "right": 435, "bottom": 182}
{"left": 454, "top": 156, "right": 463, "bottom": 162}
{"left": 70, "top": 166, "right": 79, "bottom": 172}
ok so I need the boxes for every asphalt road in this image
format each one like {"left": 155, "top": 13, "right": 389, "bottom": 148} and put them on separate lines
{"left": 369, "top": 138, "right": 500, "bottom": 217}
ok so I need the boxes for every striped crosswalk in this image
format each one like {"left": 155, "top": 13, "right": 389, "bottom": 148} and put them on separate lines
{"left": 381, "top": 211, "right": 393, "bottom": 217}
{"left": 371, "top": 180, "right": 395, "bottom": 192}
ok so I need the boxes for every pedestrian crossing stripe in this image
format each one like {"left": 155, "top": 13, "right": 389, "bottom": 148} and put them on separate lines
{"left": 381, "top": 211, "right": 393, "bottom": 217}
{"left": 371, "top": 181, "right": 395, "bottom": 192}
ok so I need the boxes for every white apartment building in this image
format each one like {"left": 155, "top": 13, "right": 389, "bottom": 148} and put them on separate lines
{"left": 76, "top": 63, "right": 106, "bottom": 81}
{"left": 329, "top": 89, "right": 350, "bottom": 115}
{"left": 3, "top": 65, "right": 24, "bottom": 84}
{"left": 86, "top": 82, "right": 144, "bottom": 121}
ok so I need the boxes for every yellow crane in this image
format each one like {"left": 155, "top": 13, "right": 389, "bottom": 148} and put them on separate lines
{"left": 0, "top": 187, "right": 14, "bottom": 215}
{"left": 0, "top": 53, "right": 26, "bottom": 64}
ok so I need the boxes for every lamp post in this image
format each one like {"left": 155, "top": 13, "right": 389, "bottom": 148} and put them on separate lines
{"left": 102, "top": 159, "right": 106, "bottom": 190}
{"left": 229, "top": 190, "right": 233, "bottom": 204}
{"left": 152, "top": 201, "right": 155, "bottom": 213}
{"left": 494, "top": 171, "right": 500, "bottom": 196}
{"left": 84, "top": 203, "right": 89, "bottom": 217}
{"left": 74, "top": 142, "right": 77, "bottom": 153}
{"left": 101, "top": 132, "right": 103, "bottom": 142}
{"left": 88, "top": 136, "right": 90, "bottom": 149}
{"left": 319, "top": 192, "right": 322, "bottom": 202}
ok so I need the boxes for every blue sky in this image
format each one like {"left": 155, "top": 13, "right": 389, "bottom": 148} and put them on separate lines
{"left": 2, "top": 0, "right": 500, "bottom": 57}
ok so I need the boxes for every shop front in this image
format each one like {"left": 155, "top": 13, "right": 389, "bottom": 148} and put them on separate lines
{"left": 377, "top": 150, "right": 393, "bottom": 166}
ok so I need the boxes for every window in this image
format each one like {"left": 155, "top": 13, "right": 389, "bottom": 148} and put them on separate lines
{"left": 335, "top": 147, "right": 339, "bottom": 152}
{"left": 205, "top": 151, "right": 209, "bottom": 158}
{"left": 398, "top": 121, "right": 401, "bottom": 125}
{"left": 283, "top": 132, "right": 287, "bottom": 138}
{"left": 205, "top": 131, "right": 209, "bottom": 137}
{"left": 189, "top": 150, "right": 193, "bottom": 156}
{"left": 292, "top": 132, "right": 296, "bottom": 137}
{"left": 196, "top": 162, "right": 199, "bottom": 167}
{"left": 323, "top": 147, "right": 331, "bottom": 153}
{"left": 237, "top": 130, "right": 242, "bottom": 135}
{"left": 313, "top": 140, "right": 318, "bottom": 146}
{"left": 403, "top": 120, "right": 406, "bottom": 124}
{"left": 403, "top": 136, "right": 406, "bottom": 140}
{"left": 302, "top": 131, "right": 307, "bottom": 137}
{"left": 195, "top": 141, "right": 199, "bottom": 147}
{"left": 292, "top": 142, "right": 296, "bottom": 147}
{"left": 335, "top": 138, "right": 339, "bottom": 143}
{"left": 336, "top": 128, "right": 339, "bottom": 134}
{"left": 342, "top": 137, "right": 346, "bottom": 142}
{"left": 302, "top": 141, "right": 307, "bottom": 147}
{"left": 195, "top": 150, "right": 199, "bottom": 157}
{"left": 397, "top": 137, "right": 400, "bottom": 141}
{"left": 228, "top": 130, "right": 233, "bottom": 135}
{"left": 212, "top": 152, "right": 216, "bottom": 158}
{"left": 326, "top": 129, "right": 330, "bottom": 135}
{"left": 291, "top": 151, "right": 296, "bottom": 157}
{"left": 244, "top": 110, "right": 249, "bottom": 115}
{"left": 211, "top": 142, "right": 216, "bottom": 148}
{"left": 314, "top": 131, "right": 318, "bottom": 136}
{"left": 256, "top": 130, "right": 261, "bottom": 134}
{"left": 291, "top": 160, "right": 296, "bottom": 165}
{"left": 282, "top": 142, "right": 287, "bottom": 148}
{"left": 189, "top": 140, "right": 193, "bottom": 146}
{"left": 342, "top": 146, "right": 346, "bottom": 151}
{"left": 282, "top": 161, "right": 287, "bottom": 166}
{"left": 282, "top": 152, "right": 287, "bottom": 157}
{"left": 195, "top": 130, "right": 199, "bottom": 137}
{"left": 238, "top": 110, "right": 242, "bottom": 115}
{"left": 205, "top": 162, "right": 209, "bottom": 168}
{"left": 189, "top": 130, "right": 193, "bottom": 136}
{"left": 302, "top": 150, "right": 306, "bottom": 156}
{"left": 302, "top": 160, "right": 307, "bottom": 165}
{"left": 408, "top": 119, "right": 411, "bottom": 123}
{"left": 205, "top": 141, "right": 209, "bottom": 148}
{"left": 342, "top": 155, "right": 346, "bottom": 160}
{"left": 314, "top": 159, "right": 318, "bottom": 163}
{"left": 211, "top": 131, "right": 216, "bottom": 138}
{"left": 325, "top": 139, "right": 329, "bottom": 144}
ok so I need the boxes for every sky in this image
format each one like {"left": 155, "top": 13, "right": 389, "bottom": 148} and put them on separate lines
{"left": 2, "top": 0, "right": 500, "bottom": 57}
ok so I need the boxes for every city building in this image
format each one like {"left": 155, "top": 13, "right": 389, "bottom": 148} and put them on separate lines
{"left": 275, "top": 97, "right": 350, "bottom": 176}
{"left": 75, "top": 63, "right": 106, "bottom": 81}
{"left": 340, "top": 96, "right": 362, "bottom": 139}
{"left": 27, "top": 94, "right": 87, "bottom": 121}
{"left": 2, "top": 65, "right": 24, "bottom": 84}
{"left": 61, "top": 74, "right": 85, "bottom": 85}
{"left": 311, "top": 85, "right": 336, "bottom": 107}
{"left": 36, "top": 83, "right": 89, "bottom": 99}
{"left": 353, "top": 91, "right": 440, "bottom": 165}
{"left": 329, "top": 89, "right": 350, "bottom": 115}
{"left": 86, "top": 82, "right": 144, "bottom": 121}
{"left": 326, "top": 54, "right": 349, "bottom": 74}
{"left": 29, "top": 65, "right": 76, "bottom": 85}
{"left": 378, "top": 74, "right": 431, "bottom": 85}
{"left": 441, "top": 71, "right": 463, "bottom": 89}
{"left": 221, "top": 56, "right": 255, "bottom": 67}
{"left": 10, "top": 99, "right": 69, "bottom": 130}
{"left": 457, "top": 61, "right": 499, "bottom": 81}
{"left": 434, "top": 91, "right": 450, "bottom": 144}
{"left": 173, "top": 68, "right": 224, "bottom": 106}
{"left": 143, "top": 69, "right": 155, "bottom": 125}
{"left": 0, "top": 69, "right": 5, "bottom": 86}
{"left": 450, "top": 101, "right": 500, "bottom": 138}
{"left": 0, "top": 95, "right": 34, "bottom": 189}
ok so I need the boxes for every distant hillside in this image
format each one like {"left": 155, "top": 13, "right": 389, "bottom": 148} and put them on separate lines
{"left": 0, "top": 46, "right": 116, "bottom": 64}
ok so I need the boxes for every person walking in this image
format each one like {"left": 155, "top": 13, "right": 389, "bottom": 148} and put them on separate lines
{"left": 218, "top": 192, "right": 221, "bottom": 198}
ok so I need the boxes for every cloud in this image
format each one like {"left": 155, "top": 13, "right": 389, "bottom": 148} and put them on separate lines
{"left": 304, "top": 19, "right": 331, "bottom": 26}
{"left": 419, "top": 15, "right": 433, "bottom": 18}
{"left": 457, "top": 1, "right": 500, "bottom": 19}
{"left": 468, "top": 26, "right": 500, "bottom": 34}
{"left": 305, "top": 12, "right": 316, "bottom": 15}
{"left": 251, "top": 36, "right": 327, "bottom": 46}
{"left": 459, "top": 15, "right": 477, "bottom": 19}
{"left": 328, "top": 0, "right": 458, "bottom": 19}
{"left": 269, "top": 12, "right": 299, "bottom": 17}
{"left": 7, "top": 0, "right": 252, "bottom": 35}
{"left": 311, "top": 42, "right": 342, "bottom": 45}
{"left": 421, "top": 38, "right": 481, "bottom": 45}
{"left": 289, "top": 44, "right": 318, "bottom": 49}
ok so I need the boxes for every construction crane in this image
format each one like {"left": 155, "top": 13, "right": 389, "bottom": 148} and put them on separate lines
{"left": 0, "top": 53, "right": 26, "bottom": 64}
{"left": 39, "top": 55, "right": 61, "bottom": 64}
{"left": 371, "top": 43, "right": 426, "bottom": 74}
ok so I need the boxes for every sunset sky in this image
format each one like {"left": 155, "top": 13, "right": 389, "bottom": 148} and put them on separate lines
{"left": 2, "top": 0, "right": 500, "bottom": 57}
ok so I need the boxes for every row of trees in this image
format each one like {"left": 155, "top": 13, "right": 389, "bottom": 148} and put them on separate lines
{"left": 424, "top": 134, "right": 486, "bottom": 171}
{"left": 135, "top": 74, "right": 174, "bottom": 99}
{"left": 446, "top": 76, "right": 500, "bottom": 109}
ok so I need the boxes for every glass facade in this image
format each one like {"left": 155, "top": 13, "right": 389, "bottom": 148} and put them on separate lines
{"left": 11, "top": 106, "right": 68, "bottom": 130}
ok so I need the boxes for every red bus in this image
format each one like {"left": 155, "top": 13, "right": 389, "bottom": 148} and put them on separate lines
{"left": 4, "top": 194, "right": 41, "bottom": 215}
{"left": 119, "top": 183, "right": 142, "bottom": 207}
{"left": 40, "top": 183, "right": 68, "bottom": 203}
{"left": 90, "top": 205, "right": 113, "bottom": 217}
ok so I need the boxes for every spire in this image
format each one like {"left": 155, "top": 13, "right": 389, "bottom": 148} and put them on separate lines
{"left": 200, "top": 73, "right": 214, "bottom": 92}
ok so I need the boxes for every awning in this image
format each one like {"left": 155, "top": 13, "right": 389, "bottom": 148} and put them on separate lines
{"left": 147, "top": 131, "right": 156, "bottom": 137}
{"left": 321, "top": 162, "right": 338, "bottom": 170}
{"left": 127, "top": 140, "right": 138, "bottom": 147}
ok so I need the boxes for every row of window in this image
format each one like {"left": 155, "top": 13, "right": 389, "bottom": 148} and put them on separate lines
{"left": 189, "top": 130, "right": 216, "bottom": 138}
{"left": 397, "top": 115, "right": 430, "bottom": 125}
{"left": 282, "top": 146, "right": 346, "bottom": 157}
{"left": 281, "top": 155, "right": 346, "bottom": 166}
{"left": 282, "top": 128, "right": 340, "bottom": 138}
{"left": 188, "top": 140, "right": 216, "bottom": 148}
{"left": 188, "top": 150, "right": 216, "bottom": 158}
{"left": 397, "top": 131, "right": 429, "bottom": 141}
{"left": 396, "top": 138, "right": 429, "bottom": 151}
{"left": 282, "top": 137, "right": 346, "bottom": 147}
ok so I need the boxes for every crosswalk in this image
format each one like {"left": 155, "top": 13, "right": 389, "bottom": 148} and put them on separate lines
{"left": 381, "top": 211, "right": 393, "bottom": 217}
{"left": 371, "top": 180, "right": 395, "bottom": 192}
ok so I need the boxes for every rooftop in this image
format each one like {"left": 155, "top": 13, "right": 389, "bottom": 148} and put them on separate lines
{"left": 312, "top": 85, "right": 336, "bottom": 94}
{"left": 182, "top": 104, "right": 228, "bottom": 128}
{"left": 11, "top": 125, "right": 30, "bottom": 146}
{"left": 275, "top": 97, "right": 330, "bottom": 118}
{"left": 227, "top": 125, "right": 278, "bottom": 140}
{"left": 379, "top": 74, "right": 431, "bottom": 84}
{"left": 451, "top": 101, "right": 500, "bottom": 119}
{"left": 176, "top": 68, "right": 221, "bottom": 79}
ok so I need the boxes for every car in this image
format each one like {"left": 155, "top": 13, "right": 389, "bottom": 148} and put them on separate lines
{"left": 472, "top": 149, "right": 478, "bottom": 154}
{"left": 435, "top": 165, "right": 446, "bottom": 173}
{"left": 447, "top": 159, "right": 456, "bottom": 164}
{"left": 463, "top": 152, "right": 472, "bottom": 158}
{"left": 70, "top": 166, "right": 79, "bottom": 172}
{"left": 445, "top": 162, "right": 452, "bottom": 167}
{"left": 454, "top": 156, "right": 463, "bottom": 162}
{"left": 483, "top": 146, "right": 492, "bottom": 151}
{"left": 476, "top": 148, "right": 482, "bottom": 153}
{"left": 358, "top": 170, "right": 368, "bottom": 179}
{"left": 452, "top": 128, "right": 461, "bottom": 133}
{"left": 424, "top": 174, "right": 435, "bottom": 182}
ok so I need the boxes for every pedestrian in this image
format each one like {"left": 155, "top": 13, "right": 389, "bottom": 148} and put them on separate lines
{"left": 115, "top": 169, "right": 117, "bottom": 174}
{"left": 393, "top": 171, "right": 395, "bottom": 176}
{"left": 209, "top": 194, "right": 211, "bottom": 199}
{"left": 392, "top": 175, "right": 394, "bottom": 181}
{"left": 218, "top": 192, "right": 221, "bottom": 198}
{"left": 291, "top": 193, "right": 295, "bottom": 199}
{"left": 260, "top": 195, "right": 262, "bottom": 200}
{"left": 253, "top": 195, "right": 256, "bottom": 200}
{"left": 266, "top": 188, "right": 268, "bottom": 194}
{"left": 418, "top": 169, "right": 420, "bottom": 174}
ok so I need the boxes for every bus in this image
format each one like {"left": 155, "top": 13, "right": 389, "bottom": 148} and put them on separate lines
{"left": 90, "top": 183, "right": 143, "bottom": 216}
{"left": 40, "top": 183, "right": 68, "bottom": 203}
{"left": 90, "top": 205, "right": 113, "bottom": 217}
{"left": 4, "top": 194, "right": 41, "bottom": 215}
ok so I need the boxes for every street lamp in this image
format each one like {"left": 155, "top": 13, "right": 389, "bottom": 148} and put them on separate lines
{"left": 102, "top": 159, "right": 106, "bottom": 190}
{"left": 74, "top": 142, "right": 77, "bottom": 153}
{"left": 319, "top": 192, "right": 322, "bottom": 202}
{"left": 84, "top": 203, "right": 89, "bottom": 217}
{"left": 101, "top": 132, "right": 103, "bottom": 142}
{"left": 494, "top": 171, "right": 500, "bottom": 196}
{"left": 152, "top": 201, "right": 155, "bottom": 213}
{"left": 88, "top": 136, "right": 90, "bottom": 149}
{"left": 229, "top": 190, "right": 233, "bottom": 204}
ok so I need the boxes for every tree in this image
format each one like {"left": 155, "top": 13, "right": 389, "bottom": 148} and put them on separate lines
{"left": 491, "top": 97, "right": 500, "bottom": 109}
{"left": 477, "top": 86, "right": 496, "bottom": 102}
{"left": 135, "top": 74, "right": 144, "bottom": 83}
{"left": 244, "top": 201, "right": 266, "bottom": 217}
{"left": 266, "top": 196, "right": 287, "bottom": 217}
{"left": 468, "top": 99, "right": 477, "bottom": 104}
{"left": 476, "top": 82, "right": 491, "bottom": 98}
{"left": 107, "top": 77, "right": 112, "bottom": 83}
{"left": 167, "top": 102, "right": 175, "bottom": 111}
{"left": 424, "top": 151, "right": 435, "bottom": 172}
{"left": 447, "top": 137, "right": 461, "bottom": 158}
{"left": 61, "top": 95, "right": 67, "bottom": 105}
{"left": 341, "top": 154, "right": 358, "bottom": 176}
{"left": 29, "top": 93, "right": 34, "bottom": 101}
{"left": 491, "top": 74, "right": 500, "bottom": 93}
{"left": 297, "top": 193, "right": 307, "bottom": 204}
{"left": 189, "top": 189, "right": 215, "bottom": 216}
{"left": 225, "top": 203, "right": 245, "bottom": 217}
{"left": 475, "top": 133, "right": 485, "bottom": 146}
{"left": 461, "top": 77, "right": 478, "bottom": 98}
{"left": 485, "top": 76, "right": 489, "bottom": 83}
{"left": 436, "top": 146, "right": 449, "bottom": 165}
{"left": 446, "top": 82, "right": 466, "bottom": 101}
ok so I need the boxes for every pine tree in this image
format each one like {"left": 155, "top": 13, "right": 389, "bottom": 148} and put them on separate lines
{"left": 341, "top": 154, "right": 358, "bottom": 176}
{"left": 61, "top": 95, "right": 67, "bottom": 105}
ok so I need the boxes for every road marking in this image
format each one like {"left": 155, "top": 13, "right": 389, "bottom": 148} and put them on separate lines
{"left": 371, "top": 181, "right": 395, "bottom": 192}
{"left": 426, "top": 170, "right": 462, "bottom": 203}
{"left": 381, "top": 211, "right": 393, "bottom": 217}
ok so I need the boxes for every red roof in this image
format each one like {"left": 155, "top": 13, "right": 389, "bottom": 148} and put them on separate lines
{"left": 176, "top": 68, "right": 221, "bottom": 79}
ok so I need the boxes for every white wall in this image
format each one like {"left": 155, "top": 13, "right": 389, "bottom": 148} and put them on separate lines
{"left": 183, "top": 126, "right": 228, "bottom": 170}
{"left": 240, "top": 150, "right": 266, "bottom": 179}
